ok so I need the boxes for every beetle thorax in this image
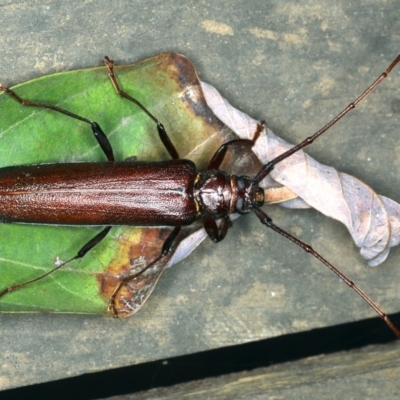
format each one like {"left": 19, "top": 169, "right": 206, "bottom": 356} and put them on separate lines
{"left": 194, "top": 170, "right": 264, "bottom": 219}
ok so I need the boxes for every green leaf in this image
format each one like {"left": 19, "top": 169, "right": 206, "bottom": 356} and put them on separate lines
{"left": 0, "top": 53, "right": 226, "bottom": 315}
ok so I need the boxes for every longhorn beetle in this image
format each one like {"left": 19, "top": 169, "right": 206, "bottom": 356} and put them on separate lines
{"left": 0, "top": 55, "right": 399, "bottom": 337}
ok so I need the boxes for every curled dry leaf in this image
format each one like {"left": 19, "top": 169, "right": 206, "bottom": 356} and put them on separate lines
{"left": 200, "top": 81, "right": 400, "bottom": 267}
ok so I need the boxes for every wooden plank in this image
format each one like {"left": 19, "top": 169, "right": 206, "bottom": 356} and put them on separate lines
{"left": 0, "top": 0, "right": 399, "bottom": 391}
{"left": 121, "top": 343, "right": 400, "bottom": 399}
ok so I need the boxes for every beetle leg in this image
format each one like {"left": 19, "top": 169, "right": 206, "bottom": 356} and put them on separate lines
{"left": 207, "top": 122, "right": 265, "bottom": 170}
{"left": 0, "top": 226, "right": 112, "bottom": 299}
{"left": 203, "top": 216, "right": 232, "bottom": 243}
{"left": 0, "top": 84, "right": 114, "bottom": 161}
{"left": 104, "top": 57, "right": 180, "bottom": 160}
{"left": 208, "top": 139, "right": 254, "bottom": 170}
{"left": 108, "top": 226, "right": 181, "bottom": 317}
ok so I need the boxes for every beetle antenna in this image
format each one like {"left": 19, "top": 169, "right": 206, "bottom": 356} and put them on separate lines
{"left": 253, "top": 207, "right": 400, "bottom": 339}
{"left": 253, "top": 54, "right": 400, "bottom": 184}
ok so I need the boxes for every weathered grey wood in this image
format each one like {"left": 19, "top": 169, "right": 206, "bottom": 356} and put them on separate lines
{"left": 111, "top": 343, "right": 400, "bottom": 399}
{"left": 0, "top": 0, "right": 399, "bottom": 392}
